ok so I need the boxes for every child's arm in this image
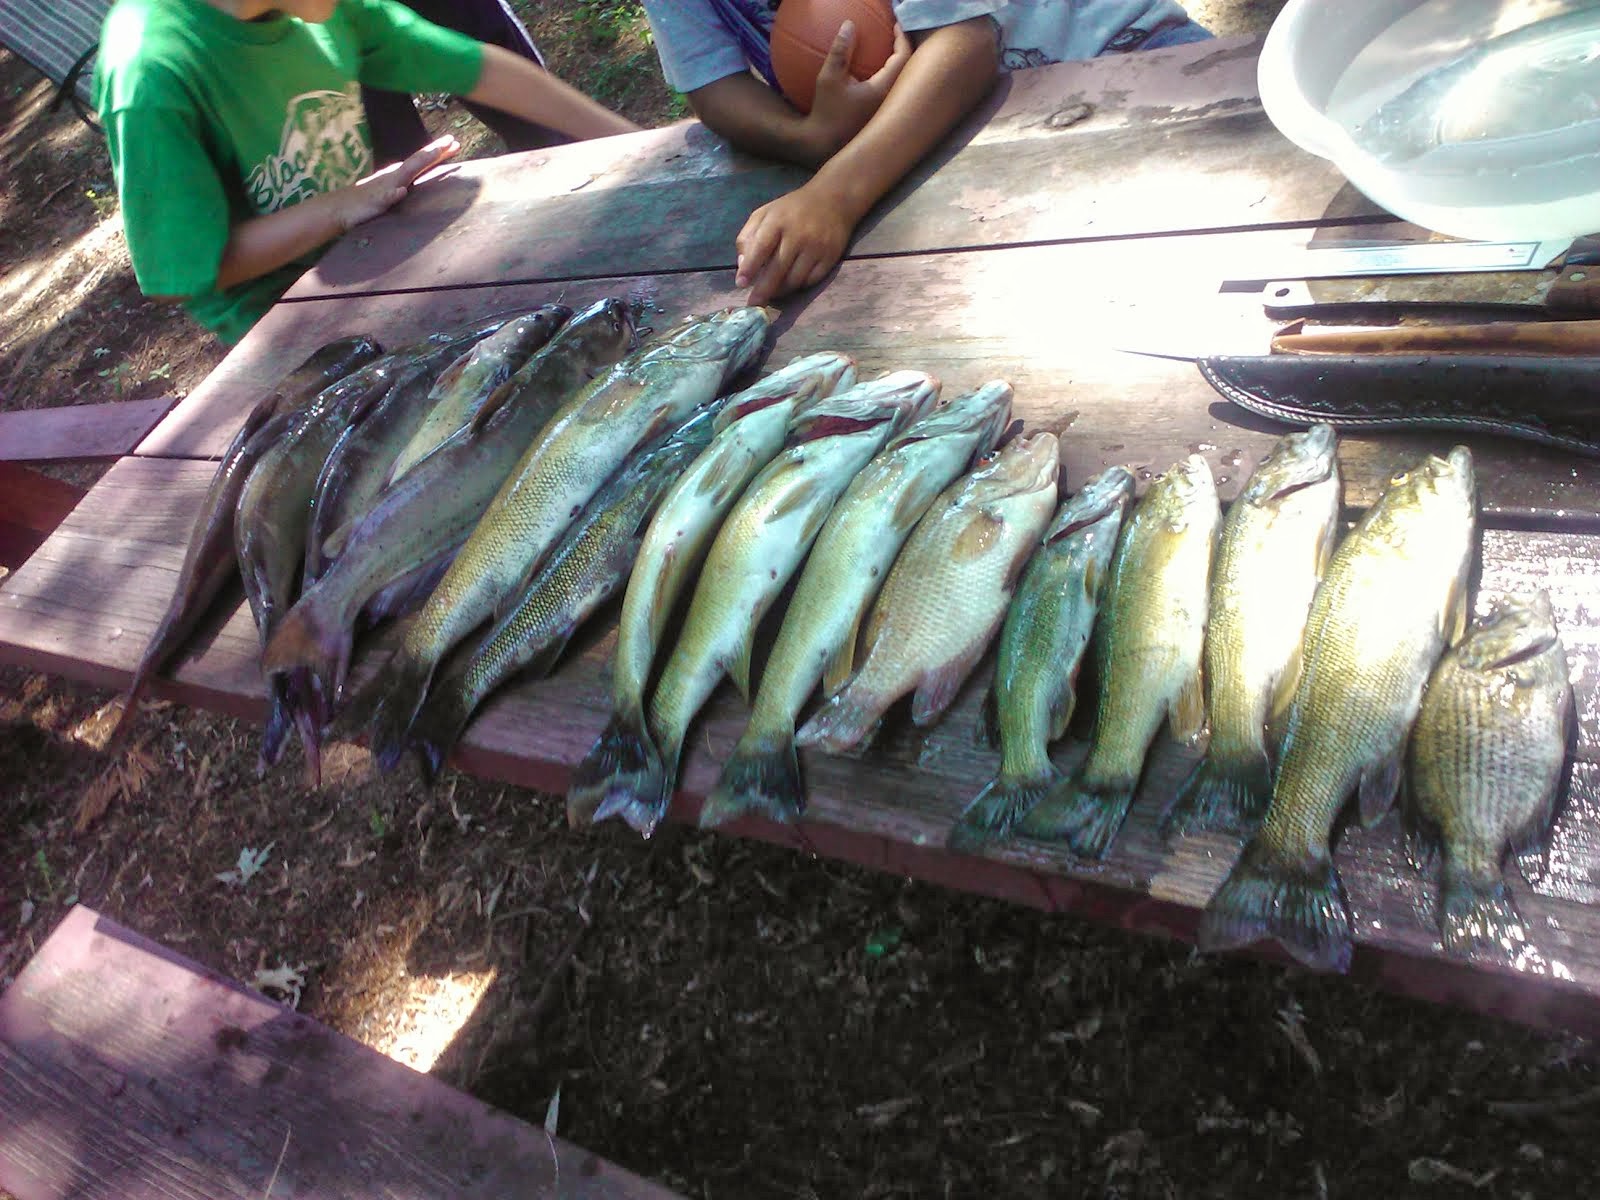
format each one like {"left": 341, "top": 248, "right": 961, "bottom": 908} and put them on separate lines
{"left": 467, "top": 45, "right": 640, "bottom": 140}
{"left": 686, "top": 22, "right": 913, "bottom": 168}
{"left": 209, "top": 137, "right": 460, "bottom": 294}
{"left": 735, "top": 16, "right": 999, "bottom": 305}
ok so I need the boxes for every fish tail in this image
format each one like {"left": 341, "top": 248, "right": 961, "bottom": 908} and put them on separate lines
{"left": 568, "top": 705, "right": 659, "bottom": 828}
{"left": 590, "top": 733, "right": 678, "bottom": 839}
{"left": 701, "top": 730, "right": 803, "bottom": 829}
{"left": 947, "top": 767, "right": 1061, "bottom": 853}
{"left": 287, "top": 671, "right": 325, "bottom": 789}
{"left": 362, "top": 654, "right": 435, "bottom": 774}
{"left": 1161, "top": 752, "right": 1273, "bottom": 841}
{"left": 794, "top": 690, "right": 881, "bottom": 754}
{"left": 1438, "top": 866, "right": 1530, "bottom": 959}
{"left": 261, "top": 592, "right": 353, "bottom": 702}
{"left": 1014, "top": 774, "right": 1135, "bottom": 860}
{"left": 406, "top": 690, "right": 474, "bottom": 786}
{"left": 1197, "top": 839, "right": 1353, "bottom": 973}
{"left": 106, "top": 672, "right": 151, "bottom": 751}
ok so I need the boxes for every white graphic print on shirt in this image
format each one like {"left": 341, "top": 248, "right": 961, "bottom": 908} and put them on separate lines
{"left": 245, "top": 85, "right": 373, "bottom": 213}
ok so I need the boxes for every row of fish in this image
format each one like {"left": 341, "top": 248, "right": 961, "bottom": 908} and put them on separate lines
{"left": 950, "top": 429, "right": 1573, "bottom": 973}
{"left": 116, "top": 300, "right": 771, "bottom": 781}
{"left": 119, "top": 302, "right": 1576, "bottom": 977}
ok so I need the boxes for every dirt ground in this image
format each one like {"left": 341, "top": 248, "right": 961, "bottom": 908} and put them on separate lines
{"left": 3, "top": 4, "right": 1599, "bottom": 1197}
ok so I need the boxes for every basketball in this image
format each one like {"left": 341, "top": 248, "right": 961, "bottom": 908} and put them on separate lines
{"left": 770, "top": 0, "right": 897, "bottom": 115}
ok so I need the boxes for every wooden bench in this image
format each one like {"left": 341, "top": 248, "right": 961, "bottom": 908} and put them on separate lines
{"left": 0, "top": 905, "right": 681, "bottom": 1199}
{"left": 1, "top": 36, "right": 1596, "bottom": 1044}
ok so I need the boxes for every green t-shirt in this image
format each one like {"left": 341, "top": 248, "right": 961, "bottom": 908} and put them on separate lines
{"left": 94, "top": 0, "right": 484, "bottom": 345}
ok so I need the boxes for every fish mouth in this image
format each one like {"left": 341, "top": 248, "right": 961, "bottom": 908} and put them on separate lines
{"left": 1046, "top": 467, "right": 1135, "bottom": 540}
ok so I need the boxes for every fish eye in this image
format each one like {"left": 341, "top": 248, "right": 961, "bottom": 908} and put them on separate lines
{"left": 1390, "top": 470, "right": 1411, "bottom": 486}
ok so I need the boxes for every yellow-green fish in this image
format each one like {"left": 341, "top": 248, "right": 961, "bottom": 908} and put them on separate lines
{"left": 797, "top": 430, "right": 1061, "bottom": 755}
{"left": 566, "top": 352, "right": 857, "bottom": 826}
{"left": 1163, "top": 424, "right": 1341, "bottom": 840}
{"left": 1409, "top": 591, "right": 1573, "bottom": 960}
{"left": 1199, "top": 447, "right": 1477, "bottom": 973}
{"left": 594, "top": 370, "right": 939, "bottom": 836}
{"left": 949, "top": 464, "right": 1135, "bottom": 852}
{"left": 705, "top": 381, "right": 1013, "bottom": 829}
{"left": 1016, "top": 454, "right": 1220, "bottom": 859}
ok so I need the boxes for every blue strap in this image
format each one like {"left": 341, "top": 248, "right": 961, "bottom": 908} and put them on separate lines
{"left": 706, "top": 0, "right": 780, "bottom": 89}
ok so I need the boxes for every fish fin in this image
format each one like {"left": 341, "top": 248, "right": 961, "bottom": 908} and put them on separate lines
{"left": 258, "top": 677, "right": 294, "bottom": 771}
{"left": 406, "top": 688, "right": 475, "bottom": 787}
{"left": 1160, "top": 751, "right": 1272, "bottom": 842}
{"left": 1168, "top": 668, "right": 1207, "bottom": 745}
{"left": 362, "top": 653, "right": 436, "bottom": 774}
{"left": 948, "top": 766, "right": 1062, "bottom": 853}
{"left": 320, "top": 519, "right": 354, "bottom": 567}
{"left": 890, "top": 480, "right": 932, "bottom": 537}
{"left": 567, "top": 705, "right": 660, "bottom": 827}
{"left": 796, "top": 687, "right": 885, "bottom": 754}
{"left": 467, "top": 377, "right": 517, "bottom": 435}
{"left": 1438, "top": 865, "right": 1532, "bottom": 960}
{"left": 1444, "top": 568, "right": 1469, "bottom": 647}
{"left": 1014, "top": 774, "right": 1135, "bottom": 860}
{"left": 976, "top": 688, "right": 999, "bottom": 751}
{"left": 1196, "top": 839, "right": 1354, "bottom": 973}
{"left": 1268, "top": 647, "right": 1303, "bottom": 728}
{"left": 1047, "top": 687, "right": 1078, "bottom": 744}
{"left": 728, "top": 629, "right": 756, "bottom": 704}
{"left": 523, "top": 628, "right": 575, "bottom": 681}
{"left": 700, "top": 730, "right": 804, "bottom": 828}
{"left": 287, "top": 671, "right": 324, "bottom": 789}
{"left": 765, "top": 476, "right": 824, "bottom": 523}
{"left": 821, "top": 609, "right": 862, "bottom": 699}
{"left": 696, "top": 449, "right": 752, "bottom": 507}
{"left": 592, "top": 737, "right": 679, "bottom": 839}
{"left": 1402, "top": 810, "right": 1442, "bottom": 876}
{"left": 952, "top": 509, "right": 1004, "bottom": 562}
{"left": 910, "top": 643, "right": 986, "bottom": 727}
{"left": 1357, "top": 743, "right": 1405, "bottom": 828}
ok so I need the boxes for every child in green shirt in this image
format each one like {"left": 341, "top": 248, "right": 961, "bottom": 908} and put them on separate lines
{"left": 95, "top": 0, "right": 638, "bottom": 344}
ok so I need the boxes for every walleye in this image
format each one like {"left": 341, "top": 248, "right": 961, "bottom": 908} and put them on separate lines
{"left": 566, "top": 352, "right": 858, "bottom": 825}
{"left": 798, "top": 430, "right": 1061, "bottom": 756}
{"left": 1163, "top": 425, "right": 1341, "bottom": 840}
{"left": 362, "top": 306, "right": 773, "bottom": 770}
{"left": 407, "top": 408, "right": 721, "bottom": 780}
{"left": 262, "top": 299, "right": 637, "bottom": 705}
{"left": 949, "top": 465, "right": 1135, "bottom": 852}
{"left": 1198, "top": 447, "right": 1477, "bottom": 974}
{"left": 1016, "top": 454, "right": 1220, "bottom": 859}
{"left": 704, "top": 381, "right": 1012, "bottom": 829}
{"left": 594, "top": 371, "right": 939, "bottom": 836}
{"left": 108, "top": 334, "right": 382, "bottom": 747}
{"left": 1408, "top": 592, "right": 1572, "bottom": 960}
{"left": 384, "top": 304, "right": 572, "bottom": 485}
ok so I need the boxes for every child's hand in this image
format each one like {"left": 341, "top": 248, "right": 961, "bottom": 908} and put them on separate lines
{"left": 735, "top": 182, "right": 857, "bottom": 305}
{"left": 334, "top": 135, "right": 460, "bottom": 232}
{"left": 802, "top": 20, "right": 913, "bottom": 159}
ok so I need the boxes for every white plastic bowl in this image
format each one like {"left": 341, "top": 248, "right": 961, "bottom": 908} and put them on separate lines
{"left": 1257, "top": 0, "right": 1600, "bottom": 241}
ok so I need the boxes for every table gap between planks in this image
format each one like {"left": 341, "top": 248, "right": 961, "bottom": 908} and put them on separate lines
{"left": 3, "top": 35, "right": 1598, "bottom": 1038}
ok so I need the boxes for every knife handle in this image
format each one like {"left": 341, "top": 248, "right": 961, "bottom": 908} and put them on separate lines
{"left": 1544, "top": 266, "right": 1600, "bottom": 314}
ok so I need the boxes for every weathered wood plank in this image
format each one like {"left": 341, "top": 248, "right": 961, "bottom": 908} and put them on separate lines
{"left": 0, "top": 905, "right": 683, "bottom": 1200}
{"left": 138, "top": 237, "right": 1600, "bottom": 524}
{"left": 288, "top": 105, "right": 1378, "bottom": 301}
{"left": 1, "top": 459, "right": 1598, "bottom": 1036}
{"left": 0, "top": 397, "right": 177, "bottom": 463}
{"left": 287, "top": 35, "right": 1310, "bottom": 300}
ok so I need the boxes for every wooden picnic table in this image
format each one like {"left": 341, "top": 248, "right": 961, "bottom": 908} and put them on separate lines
{"left": 2, "top": 33, "right": 1598, "bottom": 1042}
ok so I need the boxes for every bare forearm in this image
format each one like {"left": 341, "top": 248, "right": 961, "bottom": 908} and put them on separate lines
{"left": 468, "top": 45, "right": 638, "bottom": 140}
{"left": 809, "top": 20, "right": 998, "bottom": 223}
{"left": 214, "top": 193, "right": 349, "bottom": 292}
{"left": 687, "top": 74, "right": 831, "bottom": 167}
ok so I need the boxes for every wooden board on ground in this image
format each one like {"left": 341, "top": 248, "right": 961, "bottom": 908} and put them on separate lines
{"left": 0, "top": 396, "right": 177, "bottom": 463}
{"left": 1, "top": 455, "right": 1597, "bottom": 1038}
{"left": 0, "top": 463, "right": 82, "bottom": 570}
{"left": 0, "top": 905, "right": 684, "bottom": 1200}
{"left": 138, "top": 237, "right": 1597, "bottom": 524}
